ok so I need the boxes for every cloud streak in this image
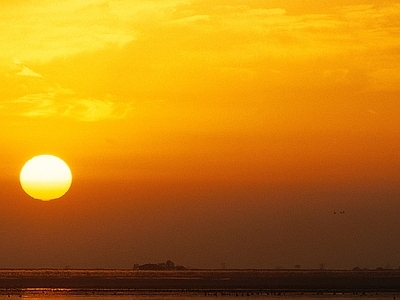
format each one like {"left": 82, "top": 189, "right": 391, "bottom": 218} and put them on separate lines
{"left": 15, "top": 66, "right": 43, "bottom": 78}
{"left": 0, "top": 0, "right": 145, "bottom": 61}
{"left": 63, "top": 96, "right": 132, "bottom": 122}
{"left": 0, "top": 62, "right": 132, "bottom": 121}
{"left": 1, "top": 92, "right": 132, "bottom": 122}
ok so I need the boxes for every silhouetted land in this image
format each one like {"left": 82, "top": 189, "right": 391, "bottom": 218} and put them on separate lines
{"left": 0, "top": 269, "right": 399, "bottom": 295}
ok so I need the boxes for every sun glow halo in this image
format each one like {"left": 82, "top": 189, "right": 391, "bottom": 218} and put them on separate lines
{"left": 20, "top": 155, "right": 72, "bottom": 201}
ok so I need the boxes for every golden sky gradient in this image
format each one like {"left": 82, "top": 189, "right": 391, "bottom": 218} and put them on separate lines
{"left": 0, "top": 0, "right": 399, "bottom": 269}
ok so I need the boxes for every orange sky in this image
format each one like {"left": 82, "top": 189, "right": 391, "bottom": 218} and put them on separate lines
{"left": 0, "top": 0, "right": 399, "bottom": 269}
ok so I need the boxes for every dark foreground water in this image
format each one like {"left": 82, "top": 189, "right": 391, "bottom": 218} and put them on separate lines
{"left": 0, "top": 270, "right": 399, "bottom": 299}
{"left": 0, "top": 291, "right": 399, "bottom": 300}
{"left": 1, "top": 292, "right": 400, "bottom": 300}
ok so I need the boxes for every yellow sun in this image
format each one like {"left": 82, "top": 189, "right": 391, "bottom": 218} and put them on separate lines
{"left": 20, "top": 155, "right": 72, "bottom": 201}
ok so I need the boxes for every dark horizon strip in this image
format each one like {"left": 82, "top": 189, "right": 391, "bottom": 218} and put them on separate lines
{"left": 0, "top": 269, "right": 399, "bottom": 293}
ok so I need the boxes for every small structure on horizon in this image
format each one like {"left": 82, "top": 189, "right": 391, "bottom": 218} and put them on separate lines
{"left": 134, "top": 260, "right": 186, "bottom": 270}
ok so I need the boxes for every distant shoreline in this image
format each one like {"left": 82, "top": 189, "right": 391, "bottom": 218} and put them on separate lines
{"left": 0, "top": 269, "right": 399, "bottom": 295}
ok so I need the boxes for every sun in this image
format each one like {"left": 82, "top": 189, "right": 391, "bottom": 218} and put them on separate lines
{"left": 20, "top": 155, "right": 72, "bottom": 201}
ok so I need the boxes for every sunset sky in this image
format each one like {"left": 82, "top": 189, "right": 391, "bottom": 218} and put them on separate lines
{"left": 1, "top": 0, "right": 399, "bottom": 269}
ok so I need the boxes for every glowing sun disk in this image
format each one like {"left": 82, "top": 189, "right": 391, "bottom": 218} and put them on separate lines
{"left": 20, "top": 155, "right": 72, "bottom": 201}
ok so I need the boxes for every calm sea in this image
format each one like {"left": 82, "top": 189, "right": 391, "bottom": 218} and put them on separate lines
{"left": 0, "top": 289, "right": 397, "bottom": 300}
{"left": 0, "top": 270, "right": 398, "bottom": 300}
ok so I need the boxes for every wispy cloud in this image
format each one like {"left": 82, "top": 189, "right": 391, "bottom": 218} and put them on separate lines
{"left": 63, "top": 96, "right": 132, "bottom": 122}
{"left": 0, "top": 58, "right": 133, "bottom": 121}
{"left": 159, "top": 2, "right": 400, "bottom": 93}
{"left": 1, "top": 91, "right": 132, "bottom": 122}
{"left": 0, "top": 2, "right": 127, "bottom": 61}
{"left": 0, "top": 0, "right": 190, "bottom": 62}
{"left": 168, "top": 3, "right": 400, "bottom": 58}
{"left": 15, "top": 66, "right": 43, "bottom": 78}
